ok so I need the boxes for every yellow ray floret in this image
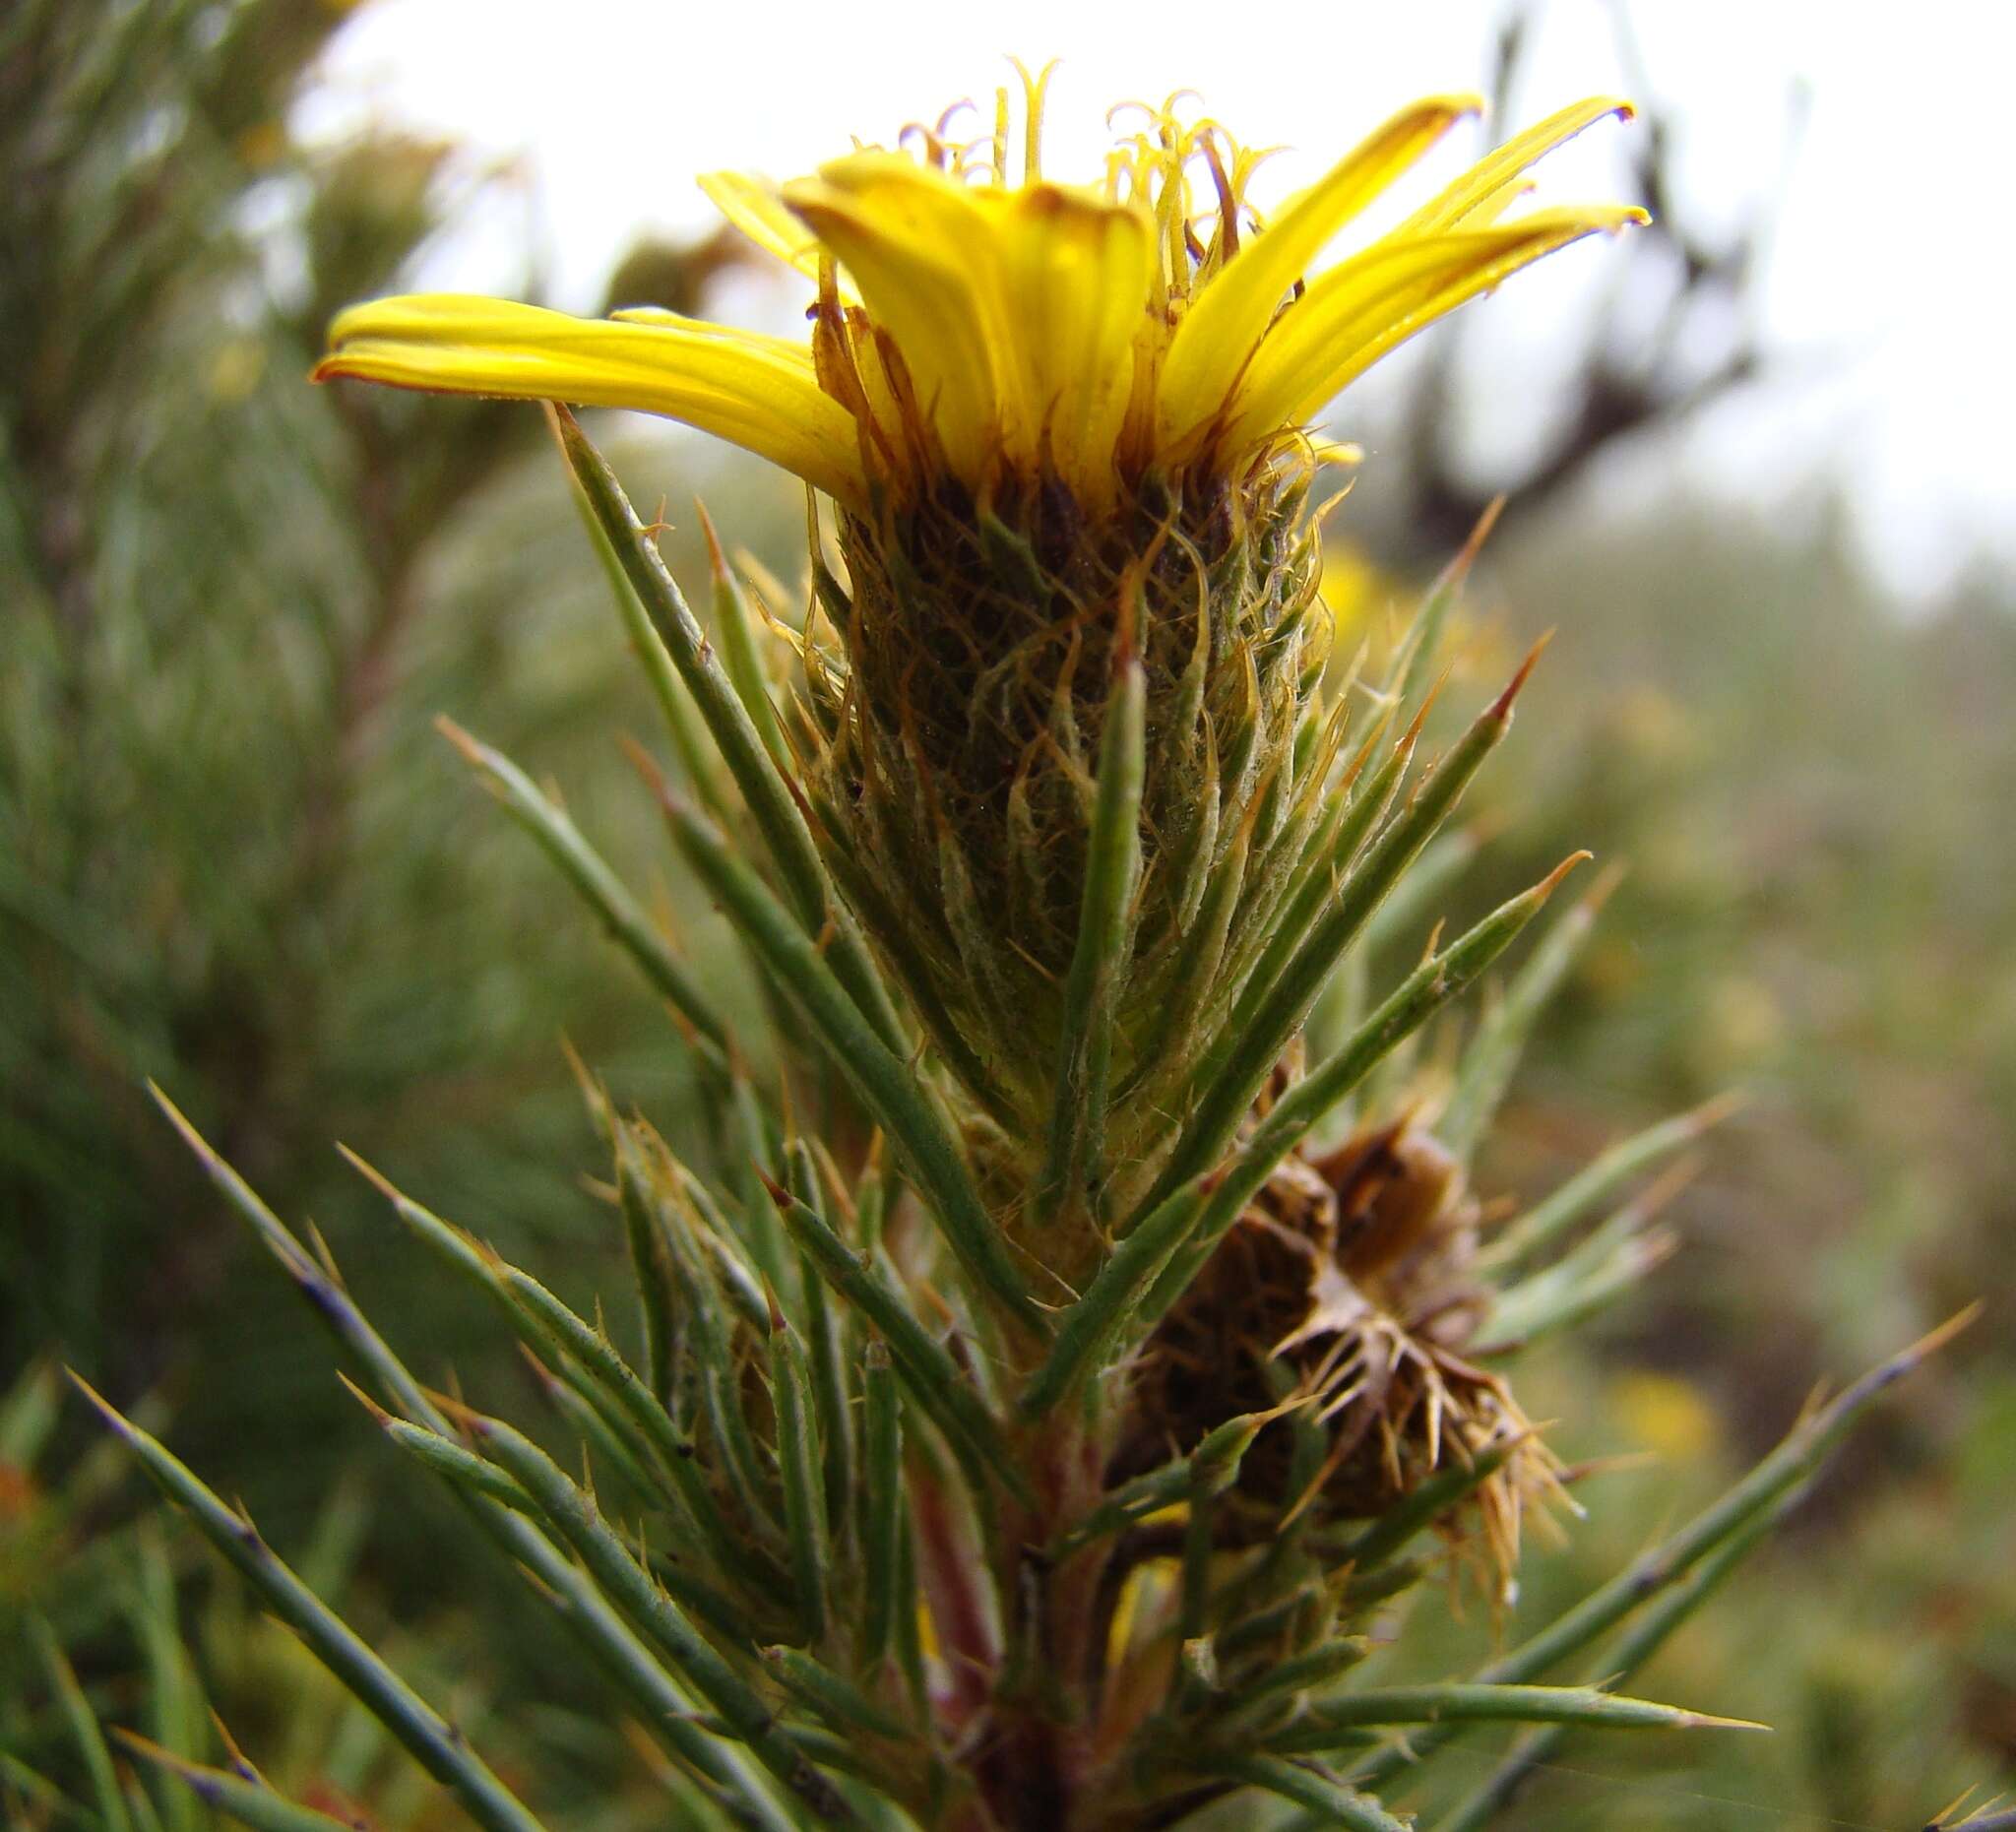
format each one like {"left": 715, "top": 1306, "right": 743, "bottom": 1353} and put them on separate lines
{"left": 1157, "top": 92, "right": 1484, "bottom": 451}
{"left": 316, "top": 293, "right": 867, "bottom": 505}
{"left": 315, "top": 86, "right": 1645, "bottom": 511}
{"left": 1220, "top": 203, "right": 1650, "bottom": 454}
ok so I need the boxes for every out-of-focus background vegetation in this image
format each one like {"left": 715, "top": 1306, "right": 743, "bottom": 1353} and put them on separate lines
{"left": 4, "top": 1, "right": 2009, "bottom": 1826}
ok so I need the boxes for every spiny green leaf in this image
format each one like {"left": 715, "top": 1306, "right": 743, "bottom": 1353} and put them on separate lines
{"left": 654, "top": 784, "right": 1038, "bottom": 1330}
{"left": 1350, "top": 1308, "right": 1977, "bottom": 1794}
{"left": 436, "top": 718, "right": 727, "bottom": 1062}
{"left": 857, "top": 1340, "right": 906, "bottom": 1671}
{"left": 32, "top": 1617, "right": 132, "bottom": 1832}
{"left": 1438, "top": 860, "right": 1620, "bottom": 1166}
{"left": 549, "top": 405, "right": 907, "bottom": 1055}
{"left": 450, "top": 1409, "right": 851, "bottom": 1824}
{"left": 156, "top": 1097, "right": 793, "bottom": 1827}
{"left": 1433, "top": 1485, "right": 1810, "bottom": 1832}
{"left": 1145, "top": 644, "right": 1541, "bottom": 1228}
{"left": 765, "top": 1176, "right": 1027, "bottom": 1504}
{"left": 110, "top": 1737, "right": 357, "bottom": 1832}
{"left": 1190, "top": 1753, "right": 1406, "bottom": 1832}
{"left": 68, "top": 1382, "right": 547, "bottom": 1832}
{"left": 1477, "top": 1091, "right": 1739, "bottom": 1274}
{"left": 1136, "top": 853, "right": 1586, "bottom": 1338}
{"left": 768, "top": 1295, "right": 832, "bottom": 1646}
{"left": 1265, "top": 1681, "right": 1764, "bottom": 1750}
{"left": 1037, "top": 652, "right": 1146, "bottom": 1224}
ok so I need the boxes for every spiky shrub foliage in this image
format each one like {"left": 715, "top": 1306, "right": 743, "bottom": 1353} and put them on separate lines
{"left": 79, "top": 75, "right": 1964, "bottom": 1832}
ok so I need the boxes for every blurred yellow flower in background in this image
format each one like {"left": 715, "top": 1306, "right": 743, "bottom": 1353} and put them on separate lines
{"left": 1612, "top": 1368, "right": 1722, "bottom": 1465}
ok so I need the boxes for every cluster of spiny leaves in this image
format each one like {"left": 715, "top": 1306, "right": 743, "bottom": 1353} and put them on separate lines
{"left": 0, "top": 0, "right": 765, "bottom": 1405}
{"left": 58, "top": 406, "right": 1970, "bottom": 1832}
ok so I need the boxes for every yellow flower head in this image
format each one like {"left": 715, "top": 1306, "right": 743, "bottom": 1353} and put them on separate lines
{"left": 318, "top": 73, "right": 1645, "bottom": 1153}
{"left": 317, "top": 69, "right": 1645, "bottom": 516}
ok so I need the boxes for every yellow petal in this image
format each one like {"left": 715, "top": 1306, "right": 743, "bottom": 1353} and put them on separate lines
{"left": 1222, "top": 205, "right": 1649, "bottom": 450}
{"left": 699, "top": 170, "right": 822, "bottom": 276}
{"left": 991, "top": 184, "right": 1157, "bottom": 510}
{"left": 785, "top": 154, "right": 1021, "bottom": 482}
{"left": 1157, "top": 93, "right": 1482, "bottom": 450}
{"left": 317, "top": 293, "right": 866, "bottom": 505}
{"left": 1399, "top": 95, "right": 1634, "bottom": 234}
{"left": 698, "top": 170, "right": 860, "bottom": 302}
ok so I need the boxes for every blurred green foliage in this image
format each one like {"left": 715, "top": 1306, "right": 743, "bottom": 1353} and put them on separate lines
{"left": 0, "top": 0, "right": 797, "bottom": 1529}
{"left": 3, "top": 1, "right": 2010, "bottom": 1825}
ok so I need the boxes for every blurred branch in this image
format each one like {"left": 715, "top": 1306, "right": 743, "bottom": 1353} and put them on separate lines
{"left": 1386, "top": 0, "right": 1809, "bottom": 564}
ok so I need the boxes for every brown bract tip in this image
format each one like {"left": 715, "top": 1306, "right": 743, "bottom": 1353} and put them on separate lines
{"left": 334, "top": 1142, "right": 402, "bottom": 1206}
{"left": 433, "top": 714, "right": 488, "bottom": 767}
{"left": 1452, "top": 494, "right": 1507, "bottom": 578}
{"left": 618, "top": 733, "right": 675, "bottom": 806}
{"left": 1488, "top": 633, "right": 1553, "bottom": 721}
{"left": 1685, "top": 1089, "right": 1749, "bottom": 1134}
{"left": 336, "top": 1371, "right": 393, "bottom": 1428}
{"left": 694, "top": 497, "right": 728, "bottom": 581}
{"left": 146, "top": 1079, "right": 209, "bottom": 1160}
{"left": 1398, "top": 671, "right": 1447, "bottom": 752}
{"left": 1536, "top": 849, "right": 1595, "bottom": 900}
{"left": 63, "top": 1367, "right": 123, "bottom": 1430}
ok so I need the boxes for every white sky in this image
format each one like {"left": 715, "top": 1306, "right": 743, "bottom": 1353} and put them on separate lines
{"left": 302, "top": 0, "right": 2010, "bottom": 598}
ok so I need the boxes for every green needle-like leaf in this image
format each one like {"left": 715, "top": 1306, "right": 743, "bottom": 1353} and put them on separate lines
{"left": 1025, "top": 857, "right": 1579, "bottom": 1418}
{"left": 1350, "top": 1309, "right": 1976, "bottom": 1794}
{"left": 857, "top": 1340, "right": 906, "bottom": 1669}
{"left": 1477, "top": 1091, "right": 1739, "bottom": 1274}
{"left": 456, "top": 1409, "right": 852, "bottom": 1824}
{"left": 766, "top": 1176, "right": 1027, "bottom": 1502}
{"left": 1050, "top": 1408, "right": 1276, "bottom": 1553}
{"left": 550, "top": 405, "right": 906, "bottom": 1055}
{"left": 437, "top": 718, "right": 728, "bottom": 1061}
{"left": 1137, "top": 853, "right": 1585, "bottom": 1335}
{"left": 1143, "top": 646, "right": 1540, "bottom": 1228}
{"left": 1264, "top": 1681, "right": 1763, "bottom": 1750}
{"left": 110, "top": 1737, "right": 358, "bottom": 1832}
{"left": 32, "top": 1618, "right": 132, "bottom": 1832}
{"left": 1390, "top": 496, "right": 1502, "bottom": 711}
{"left": 154, "top": 1093, "right": 796, "bottom": 1829}
{"left": 616, "top": 1130, "right": 681, "bottom": 1408}
{"left": 658, "top": 786, "right": 1038, "bottom": 1329}
{"left": 768, "top": 1295, "right": 832, "bottom": 1645}
{"left": 1191, "top": 1753, "right": 1407, "bottom": 1832}
{"left": 761, "top": 1647, "right": 913, "bottom": 1742}
{"left": 126, "top": 1524, "right": 204, "bottom": 1832}
{"left": 68, "top": 1382, "right": 549, "bottom": 1832}
{"left": 341, "top": 1146, "right": 778, "bottom": 1582}
{"left": 563, "top": 451, "right": 727, "bottom": 822}
{"left": 1329, "top": 1435, "right": 1525, "bottom": 1574}
{"left": 1433, "top": 1485, "right": 1808, "bottom": 1832}
{"left": 698, "top": 500, "right": 792, "bottom": 774}
{"left": 1438, "top": 861, "right": 1618, "bottom": 1166}
{"left": 1014, "top": 1179, "right": 1206, "bottom": 1421}
{"left": 1037, "top": 652, "right": 1146, "bottom": 1224}
{"left": 788, "top": 1142, "right": 855, "bottom": 1524}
